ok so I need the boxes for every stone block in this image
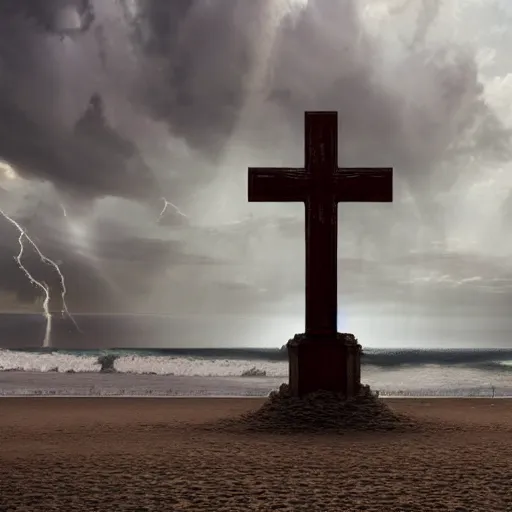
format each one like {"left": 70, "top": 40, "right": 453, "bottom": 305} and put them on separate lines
{"left": 287, "top": 332, "right": 362, "bottom": 397}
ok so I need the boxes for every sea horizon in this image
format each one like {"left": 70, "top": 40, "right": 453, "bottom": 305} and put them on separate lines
{"left": 2, "top": 311, "right": 512, "bottom": 350}
{"left": 1, "top": 312, "right": 511, "bottom": 398}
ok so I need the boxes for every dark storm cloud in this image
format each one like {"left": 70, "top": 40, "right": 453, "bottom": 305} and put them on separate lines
{"left": 124, "top": 0, "right": 512, "bottom": 260}
{"left": 0, "top": 91, "right": 158, "bottom": 202}
{"left": 2, "top": 0, "right": 508, "bottom": 209}
{"left": 267, "top": 2, "right": 511, "bottom": 215}
{"left": 133, "top": 0, "right": 274, "bottom": 156}
{"left": 136, "top": 0, "right": 510, "bottom": 177}
{"left": 0, "top": 3, "right": 158, "bottom": 202}
{"left": 0, "top": 0, "right": 511, "bottom": 334}
{"left": 0, "top": 0, "right": 95, "bottom": 35}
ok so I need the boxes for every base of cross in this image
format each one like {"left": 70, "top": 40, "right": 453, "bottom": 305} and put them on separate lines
{"left": 287, "top": 332, "right": 362, "bottom": 398}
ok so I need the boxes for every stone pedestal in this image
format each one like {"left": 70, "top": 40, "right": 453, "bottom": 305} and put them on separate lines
{"left": 287, "top": 333, "right": 362, "bottom": 398}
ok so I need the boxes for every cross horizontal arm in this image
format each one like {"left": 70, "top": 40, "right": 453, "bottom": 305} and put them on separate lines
{"left": 248, "top": 167, "right": 309, "bottom": 202}
{"left": 334, "top": 168, "right": 393, "bottom": 202}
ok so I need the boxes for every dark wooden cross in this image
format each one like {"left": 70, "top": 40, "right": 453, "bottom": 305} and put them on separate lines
{"left": 248, "top": 111, "right": 393, "bottom": 338}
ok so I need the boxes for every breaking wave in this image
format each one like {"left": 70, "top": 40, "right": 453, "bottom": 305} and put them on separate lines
{"left": 2, "top": 348, "right": 512, "bottom": 376}
{"left": 0, "top": 348, "right": 511, "bottom": 397}
{"left": 0, "top": 349, "right": 288, "bottom": 376}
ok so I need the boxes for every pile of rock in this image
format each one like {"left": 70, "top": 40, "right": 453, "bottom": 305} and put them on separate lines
{"left": 216, "top": 384, "right": 417, "bottom": 434}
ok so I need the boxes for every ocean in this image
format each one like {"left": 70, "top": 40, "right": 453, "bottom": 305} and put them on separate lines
{"left": 0, "top": 313, "right": 511, "bottom": 397}
{"left": 0, "top": 347, "right": 511, "bottom": 397}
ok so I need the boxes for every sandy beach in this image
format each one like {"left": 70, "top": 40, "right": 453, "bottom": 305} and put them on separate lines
{"left": 0, "top": 398, "right": 511, "bottom": 511}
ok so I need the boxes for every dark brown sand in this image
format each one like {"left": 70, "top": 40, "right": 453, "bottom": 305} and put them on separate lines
{"left": 0, "top": 397, "right": 511, "bottom": 511}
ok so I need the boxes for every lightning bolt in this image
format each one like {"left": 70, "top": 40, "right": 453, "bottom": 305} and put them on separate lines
{"left": 158, "top": 197, "right": 187, "bottom": 222}
{"left": 0, "top": 209, "right": 80, "bottom": 348}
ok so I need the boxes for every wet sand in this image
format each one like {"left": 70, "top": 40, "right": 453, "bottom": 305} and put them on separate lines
{"left": 0, "top": 398, "right": 511, "bottom": 511}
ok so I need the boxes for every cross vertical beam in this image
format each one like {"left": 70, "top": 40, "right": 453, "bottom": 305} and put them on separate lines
{"left": 304, "top": 112, "right": 338, "bottom": 337}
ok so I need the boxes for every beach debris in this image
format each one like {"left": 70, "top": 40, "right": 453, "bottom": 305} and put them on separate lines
{"left": 241, "top": 367, "right": 267, "bottom": 377}
{"left": 97, "top": 353, "right": 118, "bottom": 373}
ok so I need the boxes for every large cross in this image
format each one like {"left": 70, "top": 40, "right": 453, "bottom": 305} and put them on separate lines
{"left": 248, "top": 112, "right": 393, "bottom": 396}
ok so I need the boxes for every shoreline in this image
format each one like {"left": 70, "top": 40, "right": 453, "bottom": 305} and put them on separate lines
{"left": 0, "top": 394, "right": 512, "bottom": 399}
{"left": 0, "top": 368, "right": 509, "bottom": 398}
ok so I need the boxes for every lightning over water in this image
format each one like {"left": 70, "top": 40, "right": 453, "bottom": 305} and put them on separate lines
{"left": 0, "top": 209, "right": 79, "bottom": 347}
{"left": 158, "top": 197, "right": 187, "bottom": 222}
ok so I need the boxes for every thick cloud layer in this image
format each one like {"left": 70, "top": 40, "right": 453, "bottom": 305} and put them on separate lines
{"left": 0, "top": 0, "right": 511, "bottom": 347}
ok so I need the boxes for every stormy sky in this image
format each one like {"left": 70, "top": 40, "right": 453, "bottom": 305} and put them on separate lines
{"left": 1, "top": 0, "right": 512, "bottom": 348}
